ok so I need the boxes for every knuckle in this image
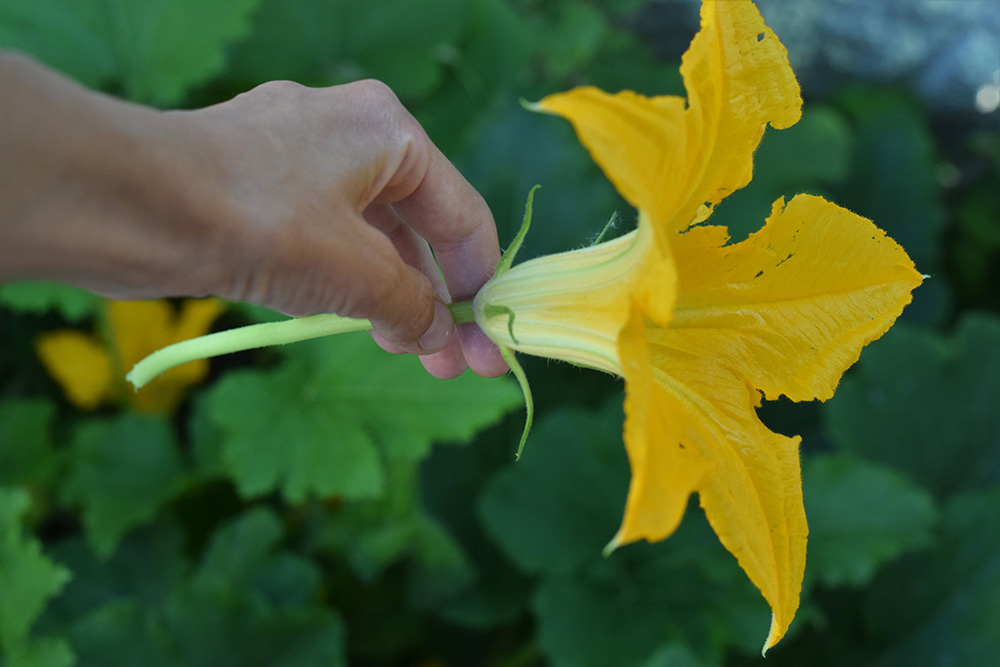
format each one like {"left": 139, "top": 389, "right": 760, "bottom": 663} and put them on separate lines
{"left": 247, "top": 79, "right": 306, "bottom": 101}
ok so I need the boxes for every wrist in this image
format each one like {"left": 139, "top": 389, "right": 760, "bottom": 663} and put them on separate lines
{"left": 0, "top": 54, "right": 234, "bottom": 299}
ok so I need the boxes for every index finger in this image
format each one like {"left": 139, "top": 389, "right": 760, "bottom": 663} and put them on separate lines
{"left": 389, "top": 143, "right": 500, "bottom": 302}
{"left": 387, "top": 143, "right": 509, "bottom": 378}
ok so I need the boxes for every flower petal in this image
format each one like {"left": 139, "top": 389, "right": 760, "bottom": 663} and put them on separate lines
{"left": 613, "top": 305, "right": 711, "bottom": 549}
{"left": 618, "top": 306, "right": 807, "bottom": 652}
{"left": 669, "top": 194, "right": 924, "bottom": 402}
{"left": 35, "top": 331, "right": 114, "bottom": 410}
{"left": 108, "top": 299, "right": 224, "bottom": 412}
{"left": 535, "top": 0, "right": 801, "bottom": 239}
{"left": 533, "top": 88, "right": 688, "bottom": 224}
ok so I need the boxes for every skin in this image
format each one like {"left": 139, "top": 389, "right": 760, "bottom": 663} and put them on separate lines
{"left": 0, "top": 52, "right": 508, "bottom": 379}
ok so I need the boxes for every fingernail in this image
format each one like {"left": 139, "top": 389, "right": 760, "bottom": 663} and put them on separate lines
{"left": 418, "top": 300, "right": 454, "bottom": 353}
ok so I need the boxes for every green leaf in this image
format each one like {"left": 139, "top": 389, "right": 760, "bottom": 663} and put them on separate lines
{"left": 0, "top": 282, "right": 100, "bottom": 323}
{"left": 226, "top": 0, "right": 466, "bottom": 97}
{"left": 835, "top": 88, "right": 945, "bottom": 274}
{"left": 479, "top": 401, "right": 628, "bottom": 575}
{"left": 306, "top": 458, "right": 472, "bottom": 604}
{"left": 0, "top": 399, "right": 57, "bottom": 490}
{"left": 202, "top": 334, "right": 520, "bottom": 503}
{"left": 833, "top": 87, "right": 949, "bottom": 325}
{"left": 196, "top": 506, "right": 321, "bottom": 611}
{"left": 863, "top": 487, "right": 1000, "bottom": 667}
{"left": 45, "top": 522, "right": 187, "bottom": 624}
{"left": 825, "top": 313, "right": 1000, "bottom": 500}
{"left": 67, "top": 600, "right": 173, "bottom": 667}
{"left": 0, "top": 637, "right": 75, "bottom": 667}
{"left": 536, "top": 3, "right": 608, "bottom": 80}
{"left": 532, "top": 532, "right": 767, "bottom": 667}
{"left": 61, "top": 413, "right": 186, "bottom": 558}
{"left": 164, "top": 581, "right": 346, "bottom": 667}
{"left": 417, "top": 437, "right": 534, "bottom": 630}
{"left": 0, "top": 0, "right": 262, "bottom": 105}
{"left": 458, "top": 101, "right": 624, "bottom": 261}
{"left": 0, "top": 487, "right": 72, "bottom": 657}
{"left": 709, "top": 106, "right": 854, "bottom": 243}
{"left": 802, "top": 453, "right": 937, "bottom": 588}
{"left": 163, "top": 508, "right": 345, "bottom": 667}
{"left": 479, "top": 402, "right": 768, "bottom": 664}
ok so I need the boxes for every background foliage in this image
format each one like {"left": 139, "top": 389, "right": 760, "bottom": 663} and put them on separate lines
{"left": 2, "top": 1, "right": 998, "bottom": 665}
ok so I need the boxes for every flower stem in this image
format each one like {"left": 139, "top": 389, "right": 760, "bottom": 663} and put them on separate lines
{"left": 127, "top": 300, "right": 477, "bottom": 389}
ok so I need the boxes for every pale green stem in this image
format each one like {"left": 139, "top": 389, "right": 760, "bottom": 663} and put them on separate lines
{"left": 127, "top": 301, "right": 476, "bottom": 389}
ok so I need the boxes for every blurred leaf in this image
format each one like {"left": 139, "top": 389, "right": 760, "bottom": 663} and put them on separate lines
{"left": 835, "top": 88, "right": 945, "bottom": 272}
{"left": 44, "top": 522, "right": 187, "bottom": 625}
{"left": 417, "top": 0, "right": 534, "bottom": 154}
{"left": 67, "top": 600, "right": 172, "bottom": 667}
{"left": 802, "top": 453, "right": 937, "bottom": 588}
{"left": 417, "top": 432, "right": 533, "bottom": 630}
{"left": 0, "top": 283, "right": 100, "bottom": 323}
{"left": 642, "top": 643, "right": 716, "bottom": 667}
{"left": 863, "top": 487, "right": 1000, "bottom": 667}
{"left": 584, "top": 30, "right": 682, "bottom": 99}
{"left": 226, "top": 0, "right": 466, "bottom": 97}
{"left": 833, "top": 87, "right": 949, "bottom": 324}
{"left": 61, "top": 413, "right": 186, "bottom": 558}
{"left": 0, "top": 487, "right": 72, "bottom": 661}
{"left": 0, "top": 637, "right": 75, "bottom": 667}
{"left": 163, "top": 507, "right": 345, "bottom": 667}
{"left": 0, "top": 399, "right": 57, "bottom": 490}
{"left": 459, "top": 102, "right": 624, "bottom": 260}
{"left": 479, "top": 400, "right": 628, "bottom": 575}
{"left": 0, "top": 0, "right": 261, "bottom": 105}
{"left": 480, "top": 402, "right": 768, "bottom": 665}
{"left": 202, "top": 335, "right": 520, "bottom": 503}
{"left": 48, "top": 510, "right": 344, "bottom": 666}
{"left": 709, "top": 107, "right": 854, "bottom": 242}
{"left": 309, "top": 460, "right": 471, "bottom": 596}
{"left": 536, "top": 3, "right": 607, "bottom": 81}
{"left": 532, "top": 529, "right": 768, "bottom": 667}
{"left": 196, "top": 507, "right": 321, "bottom": 611}
{"left": 164, "top": 582, "right": 346, "bottom": 667}
{"left": 952, "top": 184, "right": 1000, "bottom": 305}
{"left": 825, "top": 313, "right": 1000, "bottom": 500}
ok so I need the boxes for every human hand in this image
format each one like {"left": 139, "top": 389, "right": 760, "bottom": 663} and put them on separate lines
{"left": 170, "top": 79, "right": 507, "bottom": 379}
{"left": 0, "top": 54, "right": 507, "bottom": 379}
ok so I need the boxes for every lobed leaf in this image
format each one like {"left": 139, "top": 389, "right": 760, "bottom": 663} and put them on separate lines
{"left": 203, "top": 335, "right": 521, "bottom": 503}
{"left": 802, "top": 453, "right": 937, "bottom": 588}
{"left": 60, "top": 413, "right": 187, "bottom": 558}
{"left": 0, "top": 488, "right": 73, "bottom": 659}
{"left": 825, "top": 313, "right": 1000, "bottom": 500}
{"left": 0, "top": 0, "right": 261, "bottom": 105}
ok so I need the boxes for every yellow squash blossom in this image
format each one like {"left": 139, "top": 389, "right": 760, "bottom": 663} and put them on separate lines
{"left": 474, "top": 0, "right": 922, "bottom": 652}
{"left": 37, "top": 299, "right": 224, "bottom": 412}
{"left": 120, "top": 0, "right": 921, "bottom": 652}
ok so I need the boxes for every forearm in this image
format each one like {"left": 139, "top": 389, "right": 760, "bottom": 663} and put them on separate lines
{"left": 0, "top": 52, "right": 230, "bottom": 297}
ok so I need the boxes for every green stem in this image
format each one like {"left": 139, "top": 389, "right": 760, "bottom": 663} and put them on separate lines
{"left": 128, "top": 300, "right": 477, "bottom": 389}
{"left": 448, "top": 300, "right": 476, "bottom": 324}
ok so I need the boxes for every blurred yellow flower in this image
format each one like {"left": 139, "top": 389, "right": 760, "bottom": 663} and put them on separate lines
{"left": 474, "top": 0, "right": 922, "bottom": 652}
{"left": 36, "top": 299, "right": 225, "bottom": 413}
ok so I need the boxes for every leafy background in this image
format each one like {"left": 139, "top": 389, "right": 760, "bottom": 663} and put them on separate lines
{"left": 1, "top": 0, "right": 998, "bottom": 666}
